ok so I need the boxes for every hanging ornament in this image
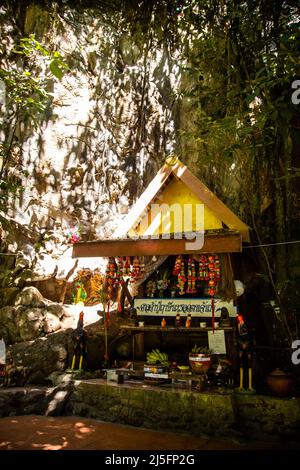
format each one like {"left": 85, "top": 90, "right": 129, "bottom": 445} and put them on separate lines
{"left": 186, "top": 256, "right": 197, "bottom": 294}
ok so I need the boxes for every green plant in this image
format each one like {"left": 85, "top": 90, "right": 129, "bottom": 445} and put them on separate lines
{"left": 0, "top": 34, "right": 69, "bottom": 213}
{"left": 190, "top": 345, "right": 212, "bottom": 355}
{"left": 87, "top": 288, "right": 109, "bottom": 306}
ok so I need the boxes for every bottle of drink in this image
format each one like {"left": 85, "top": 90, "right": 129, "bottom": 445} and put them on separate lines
{"left": 175, "top": 313, "right": 181, "bottom": 327}
{"left": 185, "top": 314, "right": 192, "bottom": 328}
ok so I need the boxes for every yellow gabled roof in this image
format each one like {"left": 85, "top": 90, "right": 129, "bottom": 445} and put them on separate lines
{"left": 113, "top": 157, "right": 250, "bottom": 242}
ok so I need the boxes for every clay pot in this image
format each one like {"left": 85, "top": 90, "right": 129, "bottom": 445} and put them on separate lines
{"left": 189, "top": 354, "right": 212, "bottom": 374}
{"left": 266, "top": 369, "right": 295, "bottom": 397}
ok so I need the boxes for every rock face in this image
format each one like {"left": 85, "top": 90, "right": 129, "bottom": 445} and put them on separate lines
{"left": 0, "top": 287, "right": 68, "bottom": 344}
{"left": 0, "top": 384, "right": 72, "bottom": 418}
{"left": 15, "top": 286, "right": 47, "bottom": 308}
{"left": 0, "top": 2, "right": 201, "bottom": 302}
{"left": 0, "top": 2, "right": 185, "bottom": 253}
{"left": 7, "top": 329, "right": 73, "bottom": 384}
{"left": 0, "top": 283, "right": 126, "bottom": 383}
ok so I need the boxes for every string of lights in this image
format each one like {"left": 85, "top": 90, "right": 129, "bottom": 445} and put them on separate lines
{"left": 243, "top": 240, "right": 300, "bottom": 249}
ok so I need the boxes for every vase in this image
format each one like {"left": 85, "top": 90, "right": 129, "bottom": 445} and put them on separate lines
{"left": 266, "top": 369, "right": 295, "bottom": 397}
{"left": 189, "top": 354, "right": 212, "bottom": 374}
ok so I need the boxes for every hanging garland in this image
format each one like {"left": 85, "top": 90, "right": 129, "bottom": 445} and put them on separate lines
{"left": 172, "top": 255, "right": 186, "bottom": 295}
{"left": 139, "top": 256, "right": 145, "bottom": 276}
{"left": 124, "top": 256, "right": 131, "bottom": 275}
{"left": 116, "top": 257, "right": 124, "bottom": 278}
{"left": 207, "top": 255, "right": 219, "bottom": 296}
{"left": 106, "top": 257, "right": 117, "bottom": 301}
{"left": 130, "top": 256, "right": 141, "bottom": 283}
{"left": 178, "top": 261, "right": 186, "bottom": 296}
{"left": 215, "top": 255, "right": 221, "bottom": 282}
{"left": 198, "top": 255, "right": 209, "bottom": 281}
{"left": 173, "top": 255, "right": 183, "bottom": 276}
{"left": 186, "top": 256, "right": 197, "bottom": 294}
{"left": 206, "top": 254, "right": 222, "bottom": 332}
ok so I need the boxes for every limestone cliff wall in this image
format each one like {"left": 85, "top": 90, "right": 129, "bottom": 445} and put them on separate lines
{"left": 0, "top": 1, "right": 196, "bottom": 289}
{"left": 1, "top": 1, "right": 188, "bottom": 238}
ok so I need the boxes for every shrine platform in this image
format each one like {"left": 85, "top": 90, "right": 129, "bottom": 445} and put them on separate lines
{"left": 0, "top": 378, "right": 299, "bottom": 446}
{"left": 65, "top": 378, "right": 300, "bottom": 443}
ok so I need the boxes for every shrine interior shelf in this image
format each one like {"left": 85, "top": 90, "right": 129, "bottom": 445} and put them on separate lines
{"left": 119, "top": 325, "right": 234, "bottom": 333}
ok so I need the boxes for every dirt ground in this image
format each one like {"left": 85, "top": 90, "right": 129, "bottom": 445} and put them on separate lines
{"left": 0, "top": 415, "right": 296, "bottom": 450}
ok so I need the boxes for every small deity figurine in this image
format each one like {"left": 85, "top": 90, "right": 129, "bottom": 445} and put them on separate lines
{"left": 157, "top": 279, "right": 169, "bottom": 298}
{"left": 157, "top": 280, "right": 164, "bottom": 298}
{"left": 146, "top": 280, "right": 156, "bottom": 298}
{"left": 73, "top": 280, "right": 87, "bottom": 305}
{"left": 220, "top": 307, "right": 230, "bottom": 327}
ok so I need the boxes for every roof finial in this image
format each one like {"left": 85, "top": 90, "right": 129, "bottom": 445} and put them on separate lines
{"left": 165, "top": 154, "right": 179, "bottom": 167}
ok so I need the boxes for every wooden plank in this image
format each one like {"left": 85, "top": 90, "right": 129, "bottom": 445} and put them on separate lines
{"left": 72, "top": 233, "right": 242, "bottom": 258}
{"left": 173, "top": 162, "right": 250, "bottom": 242}
{"left": 120, "top": 325, "right": 234, "bottom": 332}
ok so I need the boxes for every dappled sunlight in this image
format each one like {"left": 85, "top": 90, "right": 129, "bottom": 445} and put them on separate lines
{"left": 74, "top": 421, "right": 96, "bottom": 439}
{"left": 32, "top": 440, "right": 69, "bottom": 451}
{"left": 0, "top": 441, "right": 11, "bottom": 449}
{"left": 77, "top": 426, "right": 93, "bottom": 434}
{"left": 74, "top": 422, "right": 87, "bottom": 428}
{"left": 0, "top": 416, "right": 99, "bottom": 450}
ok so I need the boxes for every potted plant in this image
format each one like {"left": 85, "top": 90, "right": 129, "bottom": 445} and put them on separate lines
{"left": 189, "top": 345, "right": 212, "bottom": 374}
